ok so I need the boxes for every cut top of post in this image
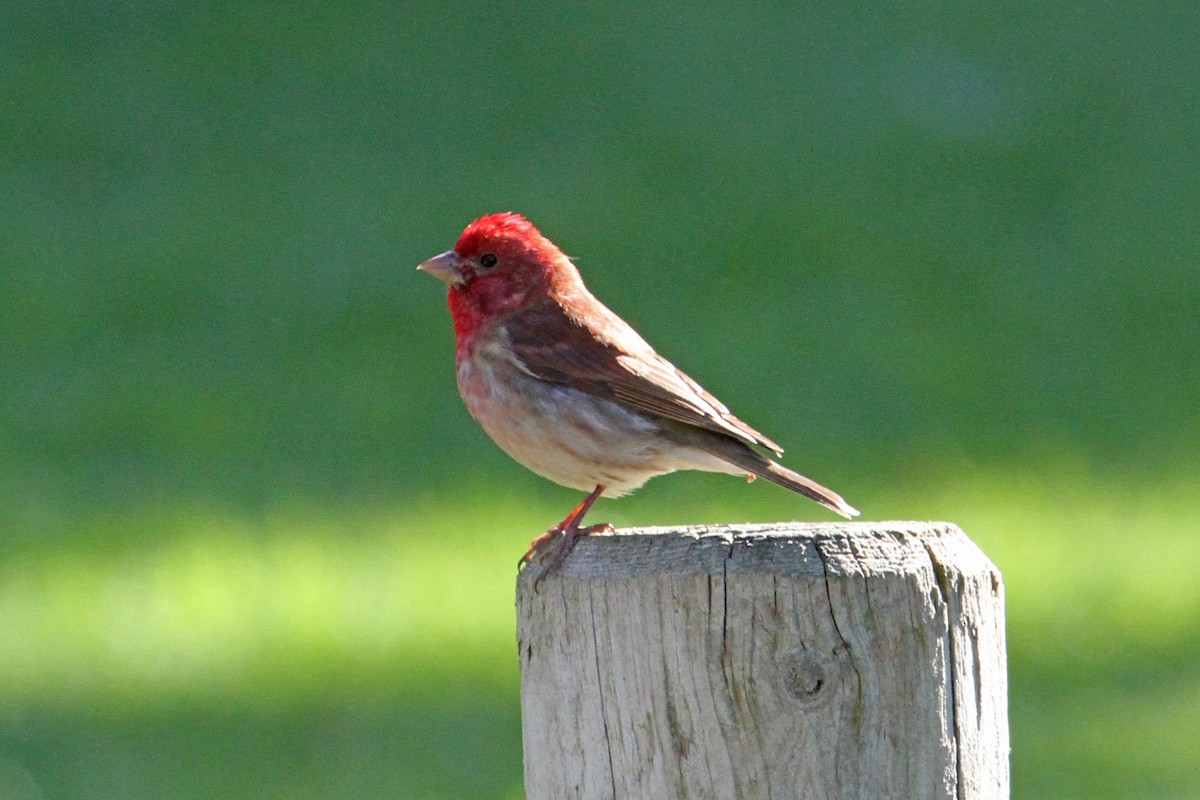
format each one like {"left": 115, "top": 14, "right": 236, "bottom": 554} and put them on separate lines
{"left": 520, "top": 520, "right": 1000, "bottom": 584}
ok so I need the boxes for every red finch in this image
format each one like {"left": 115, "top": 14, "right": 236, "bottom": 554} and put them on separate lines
{"left": 419, "top": 213, "right": 858, "bottom": 572}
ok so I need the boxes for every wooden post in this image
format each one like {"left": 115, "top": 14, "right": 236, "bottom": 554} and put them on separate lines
{"left": 517, "top": 522, "right": 1008, "bottom": 800}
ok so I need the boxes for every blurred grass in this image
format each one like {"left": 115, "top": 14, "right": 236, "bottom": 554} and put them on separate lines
{"left": 2, "top": 0, "right": 1199, "bottom": 798}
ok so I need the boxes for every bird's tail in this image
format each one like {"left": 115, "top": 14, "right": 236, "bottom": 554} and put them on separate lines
{"left": 701, "top": 438, "right": 860, "bottom": 519}
{"left": 756, "top": 457, "right": 860, "bottom": 519}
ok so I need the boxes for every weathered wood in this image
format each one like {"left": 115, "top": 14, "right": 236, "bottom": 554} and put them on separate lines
{"left": 517, "top": 521, "right": 1008, "bottom": 800}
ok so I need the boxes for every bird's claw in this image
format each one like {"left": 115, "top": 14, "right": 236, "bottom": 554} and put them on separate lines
{"left": 518, "top": 525, "right": 564, "bottom": 569}
{"left": 520, "top": 522, "right": 614, "bottom": 591}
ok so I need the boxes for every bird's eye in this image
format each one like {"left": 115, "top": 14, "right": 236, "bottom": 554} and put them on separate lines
{"left": 480, "top": 253, "right": 498, "bottom": 269}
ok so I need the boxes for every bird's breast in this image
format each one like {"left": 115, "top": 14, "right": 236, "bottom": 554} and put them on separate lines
{"left": 455, "top": 344, "right": 678, "bottom": 496}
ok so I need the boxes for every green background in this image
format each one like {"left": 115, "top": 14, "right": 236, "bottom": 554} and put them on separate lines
{"left": 3, "top": 2, "right": 1198, "bottom": 798}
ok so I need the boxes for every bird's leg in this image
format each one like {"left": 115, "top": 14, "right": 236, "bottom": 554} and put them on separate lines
{"left": 519, "top": 485, "right": 612, "bottom": 579}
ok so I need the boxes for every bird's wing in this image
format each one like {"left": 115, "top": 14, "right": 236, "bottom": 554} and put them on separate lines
{"left": 501, "top": 295, "right": 784, "bottom": 455}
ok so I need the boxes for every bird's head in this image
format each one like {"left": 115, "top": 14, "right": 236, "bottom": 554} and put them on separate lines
{"left": 419, "top": 213, "right": 579, "bottom": 346}
{"left": 419, "top": 212, "right": 563, "bottom": 287}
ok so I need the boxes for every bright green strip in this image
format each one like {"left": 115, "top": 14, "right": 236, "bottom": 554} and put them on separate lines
{"left": 0, "top": 471, "right": 1196, "bottom": 712}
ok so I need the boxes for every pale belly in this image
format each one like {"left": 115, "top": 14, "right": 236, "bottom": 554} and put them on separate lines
{"left": 457, "top": 353, "right": 733, "bottom": 496}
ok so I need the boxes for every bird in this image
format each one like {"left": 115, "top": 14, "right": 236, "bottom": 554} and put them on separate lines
{"left": 418, "top": 212, "right": 858, "bottom": 575}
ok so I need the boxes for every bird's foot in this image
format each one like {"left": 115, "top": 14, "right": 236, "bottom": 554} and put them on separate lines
{"left": 519, "top": 526, "right": 562, "bottom": 569}
{"left": 521, "top": 522, "right": 614, "bottom": 589}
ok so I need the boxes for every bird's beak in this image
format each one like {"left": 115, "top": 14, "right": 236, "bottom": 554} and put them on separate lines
{"left": 417, "top": 250, "right": 466, "bottom": 286}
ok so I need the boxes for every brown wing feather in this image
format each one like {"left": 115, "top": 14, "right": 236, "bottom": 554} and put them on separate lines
{"left": 501, "top": 296, "right": 784, "bottom": 455}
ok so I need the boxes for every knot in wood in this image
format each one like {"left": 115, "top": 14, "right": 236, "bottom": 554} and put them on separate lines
{"left": 781, "top": 648, "right": 832, "bottom": 708}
